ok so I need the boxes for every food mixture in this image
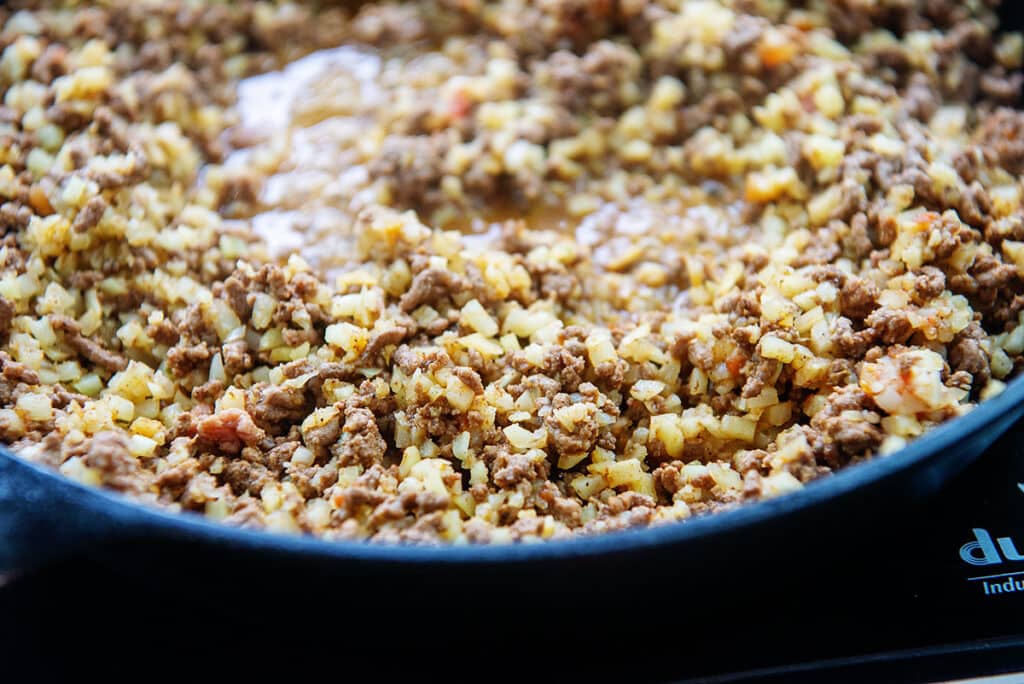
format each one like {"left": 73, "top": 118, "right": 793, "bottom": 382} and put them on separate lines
{"left": 2, "top": 1, "right": 1023, "bottom": 543}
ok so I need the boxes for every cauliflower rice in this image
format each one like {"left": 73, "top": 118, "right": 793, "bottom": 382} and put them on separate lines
{"left": 1, "top": 0, "right": 1023, "bottom": 543}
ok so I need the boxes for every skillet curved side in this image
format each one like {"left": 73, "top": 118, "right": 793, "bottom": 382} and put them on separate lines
{"left": 2, "top": 375, "right": 1023, "bottom": 576}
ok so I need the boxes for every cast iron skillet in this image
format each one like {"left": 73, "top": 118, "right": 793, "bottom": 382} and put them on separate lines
{"left": 2, "top": 5, "right": 1024, "bottom": 586}
{"left": 3, "top": 375, "right": 1024, "bottom": 577}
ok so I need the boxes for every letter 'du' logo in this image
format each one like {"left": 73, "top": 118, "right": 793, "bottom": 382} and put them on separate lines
{"left": 960, "top": 528, "right": 1002, "bottom": 566}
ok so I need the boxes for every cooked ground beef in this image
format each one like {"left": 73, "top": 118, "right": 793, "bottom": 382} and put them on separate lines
{"left": 50, "top": 315, "right": 128, "bottom": 373}
{"left": 3, "top": 0, "right": 1024, "bottom": 545}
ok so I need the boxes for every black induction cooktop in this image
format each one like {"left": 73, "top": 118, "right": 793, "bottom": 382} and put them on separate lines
{"left": 1, "top": 422, "right": 1022, "bottom": 682}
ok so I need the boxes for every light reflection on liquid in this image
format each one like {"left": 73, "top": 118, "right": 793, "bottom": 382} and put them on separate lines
{"left": 229, "top": 47, "right": 383, "bottom": 271}
{"left": 224, "top": 45, "right": 754, "bottom": 316}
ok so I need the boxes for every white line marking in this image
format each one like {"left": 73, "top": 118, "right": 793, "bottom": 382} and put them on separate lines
{"left": 966, "top": 570, "right": 1024, "bottom": 581}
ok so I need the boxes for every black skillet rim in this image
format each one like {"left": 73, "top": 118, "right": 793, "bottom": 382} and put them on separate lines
{"left": 5, "top": 371, "right": 1024, "bottom": 565}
